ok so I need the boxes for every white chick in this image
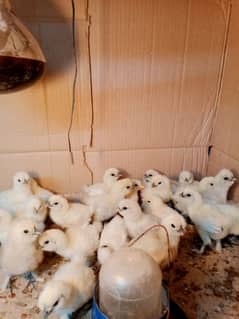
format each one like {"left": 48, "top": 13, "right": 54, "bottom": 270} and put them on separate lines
{"left": 38, "top": 260, "right": 95, "bottom": 319}
{"left": 172, "top": 190, "right": 190, "bottom": 217}
{"left": 179, "top": 188, "right": 231, "bottom": 253}
{"left": 39, "top": 223, "right": 100, "bottom": 263}
{"left": 128, "top": 179, "right": 144, "bottom": 202}
{"left": 131, "top": 213, "right": 186, "bottom": 268}
{"left": 30, "top": 178, "right": 53, "bottom": 202}
{"left": 0, "top": 209, "right": 12, "bottom": 245}
{"left": 118, "top": 199, "right": 159, "bottom": 238}
{"left": 142, "top": 169, "right": 159, "bottom": 188}
{"left": 89, "top": 178, "right": 134, "bottom": 222}
{"left": 142, "top": 192, "right": 180, "bottom": 221}
{"left": 142, "top": 174, "right": 172, "bottom": 203}
{"left": 48, "top": 195, "right": 93, "bottom": 228}
{"left": 199, "top": 169, "right": 236, "bottom": 204}
{"left": 172, "top": 170, "right": 199, "bottom": 193}
{"left": 0, "top": 218, "right": 43, "bottom": 290}
{"left": 97, "top": 215, "right": 129, "bottom": 265}
{"left": 79, "top": 168, "right": 121, "bottom": 204}
{"left": 16, "top": 196, "right": 47, "bottom": 232}
{"left": 0, "top": 171, "right": 33, "bottom": 215}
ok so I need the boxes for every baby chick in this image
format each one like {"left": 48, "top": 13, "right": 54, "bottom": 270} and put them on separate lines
{"left": 79, "top": 168, "right": 122, "bottom": 204}
{"left": 39, "top": 223, "right": 100, "bottom": 263}
{"left": 131, "top": 213, "right": 186, "bottom": 269}
{"left": 199, "top": 169, "right": 236, "bottom": 204}
{"left": 142, "top": 174, "right": 172, "bottom": 203}
{"left": 0, "top": 171, "right": 33, "bottom": 215}
{"left": 38, "top": 260, "right": 95, "bottom": 319}
{"left": 128, "top": 179, "right": 144, "bottom": 202}
{"left": 118, "top": 199, "right": 160, "bottom": 238}
{"left": 179, "top": 188, "right": 231, "bottom": 253}
{"left": 89, "top": 178, "right": 134, "bottom": 222}
{"left": 0, "top": 209, "right": 12, "bottom": 245}
{"left": 30, "top": 177, "right": 53, "bottom": 202}
{"left": 97, "top": 215, "right": 129, "bottom": 265}
{"left": 172, "top": 170, "right": 199, "bottom": 193}
{"left": 0, "top": 218, "right": 43, "bottom": 290}
{"left": 48, "top": 195, "right": 93, "bottom": 228}
{"left": 142, "top": 192, "right": 181, "bottom": 221}
{"left": 142, "top": 169, "right": 159, "bottom": 188}
{"left": 16, "top": 196, "right": 47, "bottom": 232}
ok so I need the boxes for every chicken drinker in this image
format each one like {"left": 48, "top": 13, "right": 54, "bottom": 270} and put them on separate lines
{"left": 98, "top": 247, "right": 162, "bottom": 319}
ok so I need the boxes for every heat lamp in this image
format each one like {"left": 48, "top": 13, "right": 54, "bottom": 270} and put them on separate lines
{"left": 0, "top": 0, "right": 46, "bottom": 93}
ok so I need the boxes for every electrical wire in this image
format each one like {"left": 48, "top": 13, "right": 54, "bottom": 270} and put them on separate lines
{"left": 67, "top": 0, "right": 78, "bottom": 164}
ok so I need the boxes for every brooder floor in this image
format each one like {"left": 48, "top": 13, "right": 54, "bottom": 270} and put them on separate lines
{"left": 0, "top": 227, "right": 238, "bottom": 319}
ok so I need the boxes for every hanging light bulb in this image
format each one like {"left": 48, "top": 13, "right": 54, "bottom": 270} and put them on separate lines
{"left": 0, "top": 0, "right": 46, "bottom": 93}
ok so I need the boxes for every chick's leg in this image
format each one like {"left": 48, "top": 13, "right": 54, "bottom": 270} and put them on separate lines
{"left": 194, "top": 229, "right": 211, "bottom": 254}
{"left": 215, "top": 240, "right": 222, "bottom": 253}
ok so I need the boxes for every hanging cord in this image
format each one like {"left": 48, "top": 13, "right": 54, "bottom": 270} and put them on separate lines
{"left": 128, "top": 224, "right": 171, "bottom": 319}
{"left": 67, "top": 0, "right": 78, "bottom": 164}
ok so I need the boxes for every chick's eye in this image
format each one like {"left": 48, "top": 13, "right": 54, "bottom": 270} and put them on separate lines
{"left": 147, "top": 200, "right": 151, "bottom": 203}
{"left": 210, "top": 183, "right": 214, "bottom": 186}
{"left": 158, "top": 182, "right": 162, "bottom": 185}
{"left": 126, "top": 186, "right": 131, "bottom": 189}
{"left": 148, "top": 174, "right": 153, "bottom": 177}
{"left": 171, "top": 224, "right": 176, "bottom": 228}
{"left": 24, "top": 230, "right": 29, "bottom": 234}
{"left": 186, "top": 194, "right": 191, "bottom": 197}
{"left": 224, "top": 177, "right": 229, "bottom": 181}
{"left": 44, "top": 240, "right": 49, "bottom": 245}
{"left": 53, "top": 300, "right": 59, "bottom": 307}
{"left": 111, "top": 173, "right": 115, "bottom": 176}
{"left": 18, "top": 179, "right": 21, "bottom": 182}
{"left": 54, "top": 202, "right": 58, "bottom": 206}
{"left": 134, "top": 184, "right": 138, "bottom": 187}
{"left": 123, "top": 207, "right": 128, "bottom": 210}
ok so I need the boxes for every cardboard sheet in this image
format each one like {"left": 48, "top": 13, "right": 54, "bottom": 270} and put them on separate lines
{"left": 0, "top": 0, "right": 236, "bottom": 192}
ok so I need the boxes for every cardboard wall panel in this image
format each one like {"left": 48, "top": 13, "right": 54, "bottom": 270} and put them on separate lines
{"left": 0, "top": 0, "right": 233, "bottom": 191}
{"left": 210, "top": 0, "right": 239, "bottom": 161}
{"left": 0, "top": 151, "right": 91, "bottom": 193}
{"left": 89, "top": 0, "right": 229, "bottom": 151}
{"left": 85, "top": 146, "right": 208, "bottom": 183}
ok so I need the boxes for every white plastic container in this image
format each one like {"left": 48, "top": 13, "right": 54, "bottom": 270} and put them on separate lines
{"left": 99, "top": 248, "right": 162, "bottom": 319}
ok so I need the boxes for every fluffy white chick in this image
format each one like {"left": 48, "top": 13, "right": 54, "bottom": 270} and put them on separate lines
{"left": 16, "top": 196, "right": 47, "bottom": 232}
{"left": 172, "top": 190, "right": 190, "bottom": 217}
{"left": 118, "top": 199, "right": 159, "bottom": 238}
{"left": 128, "top": 179, "right": 144, "bottom": 202}
{"left": 0, "top": 218, "right": 43, "bottom": 290}
{"left": 142, "top": 169, "right": 159, "bottom": 188}
{"left": 172, "top": 170, "right": 199, "bottom": 193}
{"left": 199, "top": 169, "right": 236, "bottom": 204}
{"left": 79, "top": 168, "right": 121, "bottom": 204}
{"left": 89, "top": 178, "right": 134, "bottom": 222}
{"left": 48, "top": 195, "right": 93, "bottom": 228}
{"left": 131, "top": 213, "right": 186, "bottom": 269}
{"left": 0, "top": 171, "right": 33, "bottom": 215}
{"left": 39, "top": 223, "right": 100, "bottom": 263}
{"left": 142, "top": 174, "right": 172, "bottom": 203}
{"left": 180, "top": 188, "right": 231, "bottom": 253}
{"left": 38, "top": 260, "right": 95, "bottom": 319}
{"left": 30, "top": 178, "right": 53, "bottom": 202}
{"left": 0, "top": 209, "right": 12, "bottom": 245}
{"left": 97, "top": 215, "right": 129, "bottom": 265}
{"left": 142, "top": 192, "right": 180, "bottom": 221}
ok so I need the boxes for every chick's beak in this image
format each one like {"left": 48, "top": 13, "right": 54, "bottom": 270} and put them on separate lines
{"left": 43, "top": 308, "right": 52, "bottom": 319}
{"left": 178, "top": 225, "right": 185, "bottom": 234}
